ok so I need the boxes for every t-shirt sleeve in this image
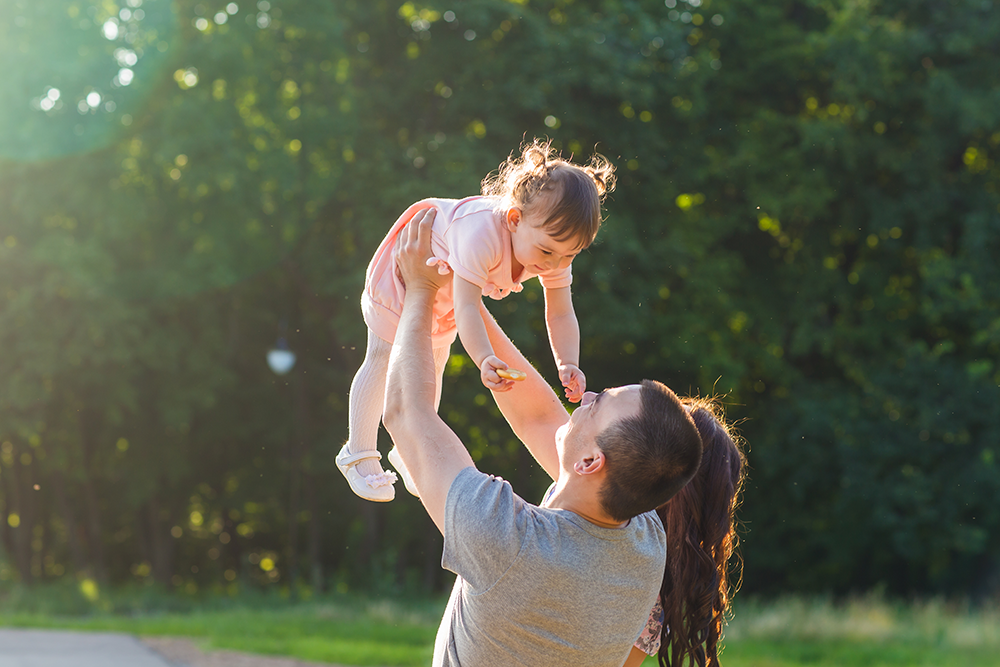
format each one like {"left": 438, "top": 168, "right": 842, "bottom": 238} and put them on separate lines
{"left": 441, "top": 467, "right": 529, "bottom": 593}
{"left": 538, "top": 265, "right": 573, "bottom": 289}
{"left": 445, "top": 212, "right": 503, "bottom": 289}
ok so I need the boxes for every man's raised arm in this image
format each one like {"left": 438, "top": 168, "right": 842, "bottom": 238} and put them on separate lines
{"left": 382, "top": 211, "right": 474, "bottom": 533}
{"left": 480, "top": 305, "right": 568, "bottom": 481}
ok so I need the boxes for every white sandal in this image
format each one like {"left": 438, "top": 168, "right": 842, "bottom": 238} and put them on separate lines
{"left": 336, "top": 444, "right": 396, "bottom": 502}
{"left": 387, "top": 447, "right": 419, "bottom": 497}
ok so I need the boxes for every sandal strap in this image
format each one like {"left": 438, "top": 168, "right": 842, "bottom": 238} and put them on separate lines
{"left": 338, "top": 449, "right": 383, "bottom": 467}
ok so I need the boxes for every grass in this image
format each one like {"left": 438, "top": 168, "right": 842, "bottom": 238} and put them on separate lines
{"left": 1, "top": 584, "right": 998, "bottom": 666}
{"left": 0, "top": 583, "right": 443, "bottom": 667}
{"left": 0, "top": 601, "right": 441, "bottom": 666}
{"left": 669, "top": 596, "right": 1000, "bottom": 667}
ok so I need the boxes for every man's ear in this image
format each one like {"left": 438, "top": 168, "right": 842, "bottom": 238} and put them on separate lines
{"left": 573, "top": 449, "right": 606, "bottom": 476}
{"left": 506, "top": 207, "right": 522, "bottom": 231}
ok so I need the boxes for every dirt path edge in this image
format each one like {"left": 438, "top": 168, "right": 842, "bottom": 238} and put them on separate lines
{"left": 142, "top": 636, "right": 358, "bottom": 667}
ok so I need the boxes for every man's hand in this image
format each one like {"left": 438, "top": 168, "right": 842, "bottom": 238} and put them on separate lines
{"left": 396, "top": 209, "right": 448, "bottom": 293}
{"left": 480, "top": 355, "right": 515, "bottom": 393}
{"left": 558, "top": 364, "right": 586, "bottom": 403}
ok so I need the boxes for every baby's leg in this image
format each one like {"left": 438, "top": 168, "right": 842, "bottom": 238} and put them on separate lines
{"left": 432, "top": 344, "right": 451, "bottom": 411}
{"left": 346, "top": 330, "right": 393, "bottom": 478}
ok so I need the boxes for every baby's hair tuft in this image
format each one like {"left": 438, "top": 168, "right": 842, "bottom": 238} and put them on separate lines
{"left": 482, "top": 138, "right": 616, "bottom": 248}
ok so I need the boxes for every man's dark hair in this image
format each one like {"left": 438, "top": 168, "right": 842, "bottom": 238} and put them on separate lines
{"left": 596, "top": 380, "right": 703, "bottom": 523}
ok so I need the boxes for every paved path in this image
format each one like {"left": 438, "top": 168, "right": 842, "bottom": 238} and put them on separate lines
{"left": 0, "top": 629, "right": 176, "bottom": 667}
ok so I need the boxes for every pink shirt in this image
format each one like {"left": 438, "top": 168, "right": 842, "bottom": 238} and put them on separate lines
{"left": 361, "top": 196, "right": 573, "bottom": 347}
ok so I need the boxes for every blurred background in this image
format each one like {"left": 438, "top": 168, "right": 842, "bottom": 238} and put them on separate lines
{"left": 1, "top": 0, "right": 998, "bottom": 648}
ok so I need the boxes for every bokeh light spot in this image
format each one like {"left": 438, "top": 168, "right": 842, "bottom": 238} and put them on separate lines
{"left": 80, "top": 578, "right": 99, "bottom": 601}
{"left": 102, "top": 19, "right": 119, "bottom": 40}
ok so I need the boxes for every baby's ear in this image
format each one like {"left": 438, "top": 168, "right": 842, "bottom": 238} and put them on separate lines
{"left": 506, "top": 207, "right": 522, "bottom": 230}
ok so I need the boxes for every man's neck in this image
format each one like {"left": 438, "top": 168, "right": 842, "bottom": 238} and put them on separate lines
{"left": 543, "top": 476, "right": 627, "bottom": 529}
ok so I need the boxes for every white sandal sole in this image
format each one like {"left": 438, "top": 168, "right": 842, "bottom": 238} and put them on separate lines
{"left": 388, "top": 447, "right": 420, "bottom": 497}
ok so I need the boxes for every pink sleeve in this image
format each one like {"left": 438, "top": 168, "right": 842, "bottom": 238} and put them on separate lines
{"left": 445, "top": 211, "right": 502, "bottom": 289}
{"left": 538, "top": 265, "right": 573, "bottom": 289}
{"left": 634, "top": 596, "right": 663, "bottom": 656}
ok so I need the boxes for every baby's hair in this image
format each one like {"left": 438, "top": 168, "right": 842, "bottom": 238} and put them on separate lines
{"left": 481, "top": 138, "right": 616, "bottom": 249}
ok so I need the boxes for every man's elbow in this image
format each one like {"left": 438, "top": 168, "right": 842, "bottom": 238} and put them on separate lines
{"left": 383, "top": 394, "right": 425, "bottom": 439}
{"left": 383, "top": 394, "right": 405, "bottom": 434}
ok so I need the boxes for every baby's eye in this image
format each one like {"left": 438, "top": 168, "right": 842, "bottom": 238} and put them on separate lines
{"left": 540, "top": 249, "right": 552, "bottom": 255}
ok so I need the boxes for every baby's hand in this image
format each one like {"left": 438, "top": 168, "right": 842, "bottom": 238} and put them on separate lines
{"left": 481, "top": 355, "right": 515, "bottom": 393}
{"left": 558, "top": 364, "right": 586, "bottom": 403}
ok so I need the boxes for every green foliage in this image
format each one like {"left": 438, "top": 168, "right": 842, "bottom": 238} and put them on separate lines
{"left": 0, "top": 0, "right": 998, "bottom": 599}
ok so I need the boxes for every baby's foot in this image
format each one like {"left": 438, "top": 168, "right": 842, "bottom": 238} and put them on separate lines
{"left": 336, "top": 444, "right": 396, "bottom": 502}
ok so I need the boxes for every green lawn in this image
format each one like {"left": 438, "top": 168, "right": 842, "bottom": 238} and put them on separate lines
{"left": 699, "top": 596, "right": 1000, "bottom": 667}
{"left": 0, "top": 597, "right": 441, "bottom": 667}
{"left": 1, "top": 588, "right": 997, "bottom": 667}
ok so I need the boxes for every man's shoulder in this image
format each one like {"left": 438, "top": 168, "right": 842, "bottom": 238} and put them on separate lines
{"left": 445, "top": 469, "right": 566, "bottom": 545}
{"left": 447, "top": 467, "right": 531, "bottom": 517}
{"left": 635, "top": 508, "right": 665, "bottom": 533}
{"left": 441, "top": 468, "right": 536, "bottom": 589}
{"left": 631, "top": 510, "right": 667, "bottom": 551}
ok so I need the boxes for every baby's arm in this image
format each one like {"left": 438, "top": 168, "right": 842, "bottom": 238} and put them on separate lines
{"left": 543, "top": 286, "right": 585, "bottom": 403}
{"left": 453, "top": 276, "right": 514, "bottom": 392}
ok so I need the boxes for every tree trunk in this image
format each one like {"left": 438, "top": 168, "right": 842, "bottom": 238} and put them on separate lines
{"left": 287, "top": 458, "right": 301, "bottom": 593}
{"left": 0, "top": 454, "right": 32, "bottom": 583}
{"left": 304, "top": 470, "right": 323, "bottom": 592}
{"left": 222, "top": 510, "right": 245, "bottom": 582}
{"left": 12, "top": 448, "right": 34, "bottom": 584}
{"left": 422, "top": 514, "right": 442, "bottom": 592}
{"left": 0, "top": 460, "right": 14, "bottom": 575}
{"left": 358, "top": 500, "right": 382, "bottom": 568}
{"left": 79, "top": 411, "right": 108, "bottom": 583}
{"left": 51, "top": 471, "right": 90, "bottom": 577}
{"left": 80, "top": 477, "right": 107, "bottom": 583}
{"left": 147, "top": 495, "right": 174, "bottom": 586}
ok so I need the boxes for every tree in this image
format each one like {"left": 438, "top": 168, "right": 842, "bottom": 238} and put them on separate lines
{"left": 1, "top": 0, "right": 997, "bottom": 598}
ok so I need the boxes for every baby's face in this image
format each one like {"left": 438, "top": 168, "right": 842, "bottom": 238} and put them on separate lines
{"left": 508, "top": 209, "right": 586, "bottom": 275}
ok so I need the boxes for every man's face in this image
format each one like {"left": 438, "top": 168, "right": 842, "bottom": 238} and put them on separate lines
{"left": 556, "top": 385, "right": 643, "bottom": 464}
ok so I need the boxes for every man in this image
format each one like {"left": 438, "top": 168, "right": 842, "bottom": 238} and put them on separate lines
{"left": 383, "top": 213, "right": 703, "bottom": 667}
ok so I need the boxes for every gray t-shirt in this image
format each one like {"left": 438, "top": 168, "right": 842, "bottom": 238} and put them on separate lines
{"left": 433, "top": 467, "right": 666, "bottom": 667}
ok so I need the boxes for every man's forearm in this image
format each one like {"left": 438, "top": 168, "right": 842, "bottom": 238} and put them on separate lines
{"left": 384, "top": 283, "right": 474, "bottom": 533}
{"left": 481, "top": 305, "right": 566, "bottom": 479}
{"left": 385, "top": 286, "right": 438, "bottom": 418}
